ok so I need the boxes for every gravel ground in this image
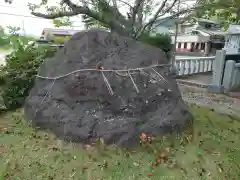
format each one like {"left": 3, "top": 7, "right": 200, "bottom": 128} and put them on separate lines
{"left": 179, "top": 84, "right": 240, "bottom": 117}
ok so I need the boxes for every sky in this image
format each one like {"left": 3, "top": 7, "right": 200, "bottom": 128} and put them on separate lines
{"left": 0, "top": 0, "right": 84, "bottom": 37}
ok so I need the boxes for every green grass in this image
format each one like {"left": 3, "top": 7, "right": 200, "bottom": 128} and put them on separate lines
{"left": 0, "top": 105, "right": 240, "bottom": 180}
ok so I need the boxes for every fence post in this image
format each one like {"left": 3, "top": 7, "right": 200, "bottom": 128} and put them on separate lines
{"left": 207, "top": 50, "right": 226, "bottom": 93}
{"left": 222, "top": 60, "right": 236, "bottom": 92}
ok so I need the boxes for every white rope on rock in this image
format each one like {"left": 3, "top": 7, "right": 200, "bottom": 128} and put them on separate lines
{"left": 35, "top": 64, "right": 171, "bottom": 80}
{"left": 28, "top": 79, "right": 56, "bottom": 126}
{"left": 139, "top": 69, "right": 148, "bottom": 76}
{"left": 101, "top": 71, "right": 114, "bottom": 95}
{"left": 128, "top": 70, "right": 140, "bottom": 93}
{"left": 115, "top": 71, "right": 137, "bottom": 77}
{"left": 39, "top": 79, "right": 56, "bottom": 105}
{"left": 35, "top": 64, "right": 171, "bottom": 95}
{"left": 151, "top": 67, "right": 168, "bottom": 83}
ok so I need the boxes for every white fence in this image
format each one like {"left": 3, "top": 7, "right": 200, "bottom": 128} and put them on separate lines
{"left": 175, "top": 56, "right": 215, "bottom": 76}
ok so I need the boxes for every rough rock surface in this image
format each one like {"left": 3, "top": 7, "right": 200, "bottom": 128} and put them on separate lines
{"left": 24, "top": 29, "right": 192, "bottom": 147}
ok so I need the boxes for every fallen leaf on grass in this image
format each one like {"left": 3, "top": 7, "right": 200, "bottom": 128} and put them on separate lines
{"left": 199, "top": 140, "right": 204, "bottom": 147}
{"left": 155, "top": 158, "right": 163, "bottom": 165}
{"left": 47, "top": 145, "right": 59, "bottom": 151}
{"left": 203, "top": 148, "right": 212, "bottom": 153}
{"left": 218, "top": 167, "right": 222, "bottom": 173}
{"left": 33, "top": 147, "right": 40, "bottom": 151}
{"left": 160, "top": 152, "right": 168, "bottom": 159}
{"left": 147, "top": 173, "right": 153, "bottom": 177}
{"left": 181, "top": 167, "right": 187, "bottom": 174}
{"left": 0, "top": 127, "right": 8, "bottom": 133}
{"left": 140, "top": 133, "right": 147, "bottom": 142}
{"left": 43, "top": 133, "right": 49, "bottom": 140}
{"left": 125, "top": 152, "right": 131, "bottom": 157}
{"left": 151, "top": 164, "right": 156, "bottom": 169}
{"left": 133, "top": 162, "right": 140, "bottom": 167}
{"left": 155, "top": 156, "right": 167, "bottom": 165}
{"left": 98, "top": 160, "right": 108, "bottom": 170}
{"left": 87, "top": 154, "right": 98, "bottom": 161}
{"left": 154, "top": 148, "right": 171, "bottom": 167}
{"left": 131, "top": 150, "right": 137, "bottom": 154}
{"left": 115, "top": 161, "right": 121, "bottom": 166}
{"left": 165, "top": 147, "right": 170, "bottom": 153}
{"left": 166, "top": 159, "right": 178, "bottom": 169}
{"left": 81, "top": 163, "right": 88, "bottom": 173}
{"left": 139, "top": 133, "right": 154, "bottom": 144}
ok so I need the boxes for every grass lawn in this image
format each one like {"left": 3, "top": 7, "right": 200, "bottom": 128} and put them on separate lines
{"left": 0, "top": 104, "right": 240, "bottom": 180}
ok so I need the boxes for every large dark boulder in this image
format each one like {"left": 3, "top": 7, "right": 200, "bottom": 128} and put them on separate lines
{"left": 24, "top": 29, "right": 192, "bottom": 147}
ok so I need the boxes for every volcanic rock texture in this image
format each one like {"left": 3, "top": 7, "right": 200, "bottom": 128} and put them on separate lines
{"left": 24, "top": 29, "right": 192, "bottom": 147}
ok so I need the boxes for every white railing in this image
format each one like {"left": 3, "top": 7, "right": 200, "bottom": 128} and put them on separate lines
{"left": 175, "top": 56, "right": 215, "bottom": 76}
{"left": 223, "top": 60, "right": 240, "bottom": 91}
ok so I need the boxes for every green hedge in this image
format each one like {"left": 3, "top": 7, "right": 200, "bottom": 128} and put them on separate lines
{"left": 0, "top": 39, "right": 58, "bottom": 110}
{"left": 54, "top": 36, "right": 71, "bottom": 44}
{"left": 139, "top": 33, "right": 172, "bottom": 52}
{"left": 139, "top": 33, "right": 172, "bottom": 59}
{"left": 1, "top": 35, "right": 37, "bottom": 50}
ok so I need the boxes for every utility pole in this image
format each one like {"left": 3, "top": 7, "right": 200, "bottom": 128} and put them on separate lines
{"left": 171, "top": 0, "right": 181, "bottom": 68}
{"left": 22, "top": 19, "right": 26, "bottom": 36}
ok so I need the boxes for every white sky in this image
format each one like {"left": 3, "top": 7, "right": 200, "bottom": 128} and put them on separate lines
{"left": 0, "top": 0, "right": 84, "bottom": 37}
{"left": 0, "top": 0, "right": 195, "bottom": 37}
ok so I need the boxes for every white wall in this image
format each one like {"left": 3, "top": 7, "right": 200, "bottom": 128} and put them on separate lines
{"left": 153, "top": 26, "right": 170, "bottom": 34}
{"left": 171, "top": 35, "right": 210, "bottom": 43}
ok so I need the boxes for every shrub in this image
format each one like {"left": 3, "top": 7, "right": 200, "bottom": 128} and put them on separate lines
{"left": 139, "top": 33, "right": 173, "bottom": 59}
{"left": 54, "top": 36, "right": 66, "bottom": 44}
{"left": 0, "top": 37, "right": 9, "bottom": 47}
{"left": 0, "top": 39, "right": 58, "bottom": 110}
{"left": 54, "top": 36, "right": 71, "bottom": 44}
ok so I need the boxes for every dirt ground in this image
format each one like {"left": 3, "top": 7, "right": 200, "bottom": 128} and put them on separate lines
{"left": 179, "top": 84, "right": 240, "bottom": 117}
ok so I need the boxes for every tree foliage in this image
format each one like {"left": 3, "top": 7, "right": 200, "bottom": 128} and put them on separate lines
{"left": 52, "top": 17, "right": 73, "bottom": 27}
{"left": 0, "top": 26, "right": 4, "bottom": 35}
{"left": 6, "top": 26, "right": 21, "bottom": 35}
{"left": 196, "top": 0, "right": 240, "bottom": 29}
{"left": 139, "top": 33, "right": 172, "bottom": 53}
{"left": 0, "top": 26, "right": 8, "bottom": 47}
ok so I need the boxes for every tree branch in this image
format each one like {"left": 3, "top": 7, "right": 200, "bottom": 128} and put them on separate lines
{"left": 31, "top": 11, "right": 79, "bottom": 19}
{"left": 149, "top": 13, "right": 189, "bottom": 32}
{"left": 160, "top": 0, "right": 178, "bottom": 18}
{"left": 132, "top": 0, "right": 144, "bottom": 24}
{"left": 111, "top": 0, "right": 118, "bottom": 8}
{"left": 131, "top": 0, "right": 145, "bottom": 35}
{"left": 142, "top": 0, "right": 170, "bottom": 32}
{"left": 137, "top": 1, "right": 144, "bottom": 27}
{"left": 135, "top": 1, "right": 219, "bottom": 39}
{"left": 133, "top": 0, "right": 169, "bottom": 38}
{"left": 32, "top": 0, "right": 129, "bottom": 36}
{"left": 143, "top": 0, "right": 178, "bottom": 32}
{"left": 61, "top": 0, "right": 79, "bottom": 10}
{"left": 117, "top": 0, "right": 133, "bottom": 8}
